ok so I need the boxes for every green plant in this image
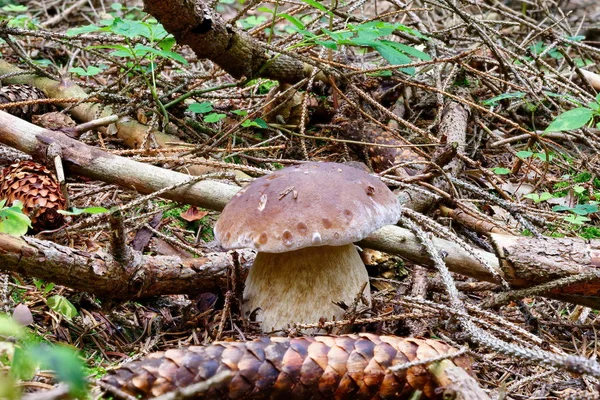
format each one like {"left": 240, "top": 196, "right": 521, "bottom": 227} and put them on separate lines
{"left": 0, "top": 4, "right": 37, "bottom": 29}
{"left": 290, "top": 19, "right": 430, "bottom": 75}
{"left": 0, "top": 200, "right": 31, "bottom": 236}
{"left": 58, "top": 206, "right": 109, "bottom": 216}
{"left": 0, "top": 314, "right": 88, "bottom": 399}
{"left": 545, "top": 93, "right": 600, "bottom": 132}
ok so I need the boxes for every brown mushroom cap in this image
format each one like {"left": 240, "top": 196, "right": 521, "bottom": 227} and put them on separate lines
{"left": 214, "top": 162, "right": 401, "bottom": 253}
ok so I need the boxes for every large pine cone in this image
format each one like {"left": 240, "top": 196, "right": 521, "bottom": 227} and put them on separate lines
{"left": 101, "top": 333, "right": 473, "bottom": 399}
{"left": 0, "top": 84, "right": 50, "bottom": 121}
{"left": 0, "top": 161, "right": 66, "bottom": 232}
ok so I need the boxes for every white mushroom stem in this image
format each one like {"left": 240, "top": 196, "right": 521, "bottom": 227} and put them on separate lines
{"left": 242, "top": 244, "right": 371, "bottom": 332}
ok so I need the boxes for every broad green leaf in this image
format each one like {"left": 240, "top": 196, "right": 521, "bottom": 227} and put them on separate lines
{"left": 0, "top": 314, "right": 25, "bottom": 338}
{"left": 371, "top": 42, "right": 412, "bottom": 69}
{"left": 58, "top": 206, "right": 108, "bottom": 216}
{"left": 0, "top": 202, "right": 31, "bottom": 236}
{"left": 533, "top": 152, "right": 553, "bottom": 162}
{"left": 545, "top": 107, "right": 594, "bottom": 132}
{"left": 491, "top": 167, "right": 511, "bottom": 175}
{"left": 187, "top": 102, "right": 213, "bottom": 114}
{"left": 301, "top": 0, "right": 333, "bottom": 15}
{"left": 481, "top": 91, "right": 526, "bottom": 106}
{"left": 241, "top": 118, "right": 268, "bottom": 128}
{"left": 515, "top": 150, "right": 533, "bottom": 159}
{"left": 11, "top": 346, "right": 37, "bottom": 381}
{"left": 34, "top": 345, "right": 88, "bottom": 397}
{"left": 66, "top": 24, "right": 102, "bottom": 36}
{"left": 109, "top": 18, "right": 151, "bottom": 39}
{"left": 158, "top": 37, "right": 176, "bottom": 52}
{"left": 553, "top": 204, "right": 599, "bottom": 215}
{"left": 133, "top": 44, "right": 188, "bottom": 64}
{"left": 232, "top": 110, "right": 248, "bottom": 116}
{"left": 524, "top": 192, "right": 553, "bottom": 203}
{"left": 380, "top": 40, "right": 431, "bottom": 61}
{"left": 564, "top": 214, "right": 590, "bottom": 225}
{"left": 2, "top": 5, "right": 28, "bottom": 12}
{"left": 46, "top": 295, "right": 78, "bottom": 320}
{"left": 69, "top": 66, "right": 104, "bottom": 77}
{"left": 277, "top": 13, "right": 305, "bottom": 30}
{"left": 203, "top": 113, "right": 227, "bottom": 123}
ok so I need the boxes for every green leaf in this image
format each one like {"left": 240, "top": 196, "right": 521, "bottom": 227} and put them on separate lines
{"left": 371, "top": 42, "right": 413, "bottom": 73}
{"left": 564, "top": 214, "right": 590, "bottom": 225}
{"left": 533, "top": 152, "right": 553, "bottom": 162}
{"left": 109, "top": 18, "right": 152, "bottom": 39}
{"left": 0, "top": 201, "right": 32, "bottom": 236}
{"left": 46, "top": 295, "right": 78, "bottom": 320}
{"left": 300, "top": 0, "right": 333, "bottom": 15}
{"left": 203, "top": 113, "right": 227, "bottom": 123}
{"left": 524, "top": 192, "right": 553, "bottom": 203}
{"left": 545, "top": 107, "right": 594, "bottom": 132}
{"left": 158, "top": 37, "right": 176, "bottom": 52}
{"left": 232, "top": 110, "right": 248, "bottom": 116}
{"left": 58, "top": 206, "right": 108, "bottom": 216}
{"left": 379, "top": 40, "right": 431, "bottom": 60}
{"left": 515, "top": 150, "right": 533, "bottom": 159}
{"left": 241, "top": 118, "right": 268, "bottom": 128}
{"left": 187, "top": 102, "right": 213, "bottom": 114}
{"left": 133, "top": 44, "right": 188, "bottom": 65}
{"left": 277, "top": 13, "right": 305, "bottom": 30}
{"left": 2, "top": 5, "right": 28, "bottom": 12}
{"left": 11, "top": 346, "right": 37, "bottom": 381}
{"left": 481, "top": 91, "right": 526, "bottom": 106}
{"left": 552, "top": 204, "right": 599, "bottom": 215}
{"left": 491, "top": 167, "right": 511, "bottom": 175}
{"left": 66, "top": 24, "right": 103, "bottom": 36}
{"left": 69, "top": 65, "right": 104, "bottom": 77}
{"left": 34, "top": 345, "right": 88, "bottom": 397}
{"left": 0, "top": 315, "right": 25, "bottom": 338}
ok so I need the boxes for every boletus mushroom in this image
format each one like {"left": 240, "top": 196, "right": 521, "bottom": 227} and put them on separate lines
{"left": 214, "top": 162, "right": 401, "bottom": 332}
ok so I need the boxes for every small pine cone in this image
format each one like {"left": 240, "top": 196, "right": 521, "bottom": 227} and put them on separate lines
{"left": 101, "top": 333, "right": 473, "bottom": 399}
{"left": 0, "top": 161, "right": 66, "bottom": 232}
{"left": 0, "top": 84, "right": 49, "bottom": 121}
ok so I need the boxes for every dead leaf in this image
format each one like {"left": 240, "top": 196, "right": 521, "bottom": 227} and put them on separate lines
{"left": 180, "top": 206, "right": 209, "bottom": 222}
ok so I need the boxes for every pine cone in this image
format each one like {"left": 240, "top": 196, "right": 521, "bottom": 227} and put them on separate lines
{"left": 0, "top": 161, "right": 66, "bottom": 232}
{"left": 101, "top": 333, "right": 473, "bottom": 399}
{"left": 0, "top": 84, "right": 49, "bottom": 121}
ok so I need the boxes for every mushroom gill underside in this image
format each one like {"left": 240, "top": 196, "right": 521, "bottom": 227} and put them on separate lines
{"left": 242, "top": 243, "right": 371, "bottom": 332}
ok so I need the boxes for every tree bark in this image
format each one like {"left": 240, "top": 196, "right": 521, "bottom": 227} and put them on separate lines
{"left": 0, "top": 232, "right": 253, "bottom": 298}
{"left": 142, "top": 0, "right": 318, "bottom": 83}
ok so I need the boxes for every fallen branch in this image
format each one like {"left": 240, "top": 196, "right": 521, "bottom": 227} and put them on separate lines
{"left": 1, "top": 110, "right": 600, "bottom": 307}
{"left": 0, "top": 232, "right": 253, "bottom": 298}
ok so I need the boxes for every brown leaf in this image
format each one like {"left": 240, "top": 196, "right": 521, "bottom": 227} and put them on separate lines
{"left": 180, "top": 206, "right": 208, "bottom": 222}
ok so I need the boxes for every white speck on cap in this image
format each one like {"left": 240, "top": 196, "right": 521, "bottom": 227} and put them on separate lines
{"left": 214, "top": 162, "right": 401, "bottom": 253}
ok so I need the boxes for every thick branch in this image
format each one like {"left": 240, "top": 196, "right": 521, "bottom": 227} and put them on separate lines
{"left": 142, "top": 0, "right": 312, "bottom": 83}
{"left": 0, "top": 233, "right": 252, "bottom": 298}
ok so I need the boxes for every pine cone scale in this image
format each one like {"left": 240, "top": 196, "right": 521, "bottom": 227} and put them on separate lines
{"left": 0, "top": 161, "right": 66, "bottom": 232}
{"left": 102, "top": 334, "right": 472, "bottom": 399}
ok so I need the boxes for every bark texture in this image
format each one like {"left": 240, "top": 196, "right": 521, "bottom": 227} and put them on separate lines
{"left": 142, "top": 0, "right": 310, "bottom": 83}
{"left": 0, "top": 233, "right": 252, "bottom": 298}
{"left": 491, "top": 233, "right": 600, "bottom": 296}
{"left": 101, "top": 333, "right": 473, "bottom": 399}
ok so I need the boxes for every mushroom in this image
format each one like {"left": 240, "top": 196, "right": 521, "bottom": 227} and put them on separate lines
{"left": 214, "top": 162, "right": 401, "bottom": 332}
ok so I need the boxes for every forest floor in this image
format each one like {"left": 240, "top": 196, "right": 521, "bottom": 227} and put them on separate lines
{"left": 2, "top": 0, "right": 600, "bottom": 398}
